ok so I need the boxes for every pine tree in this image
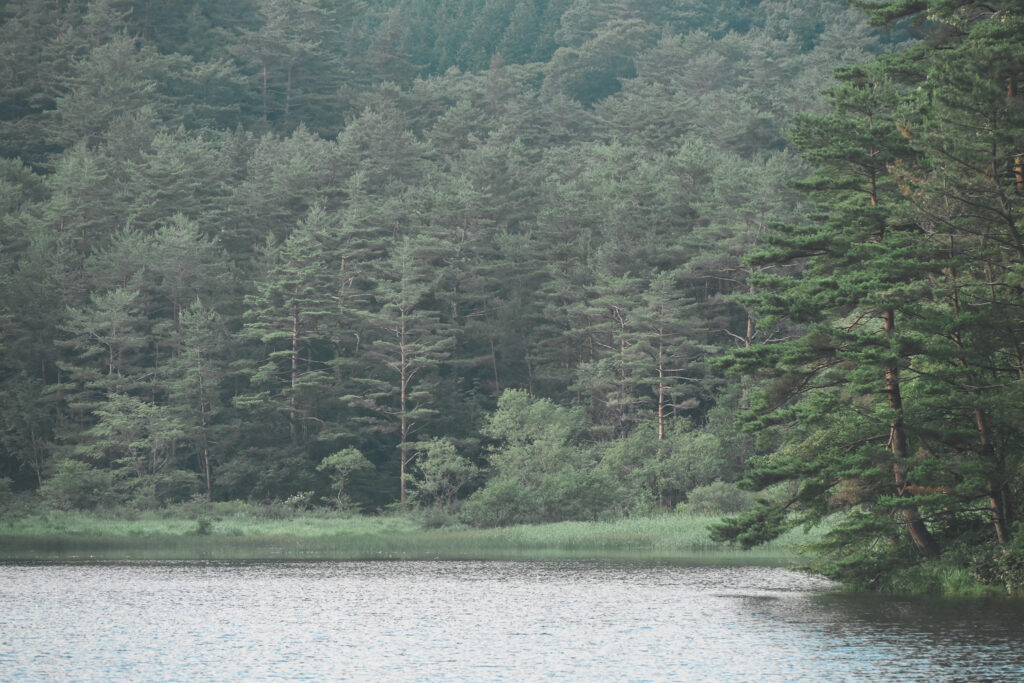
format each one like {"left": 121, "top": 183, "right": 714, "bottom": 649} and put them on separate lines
{"left": 239, "top": 205, "right": 337, "bottom": 445}
{"left": 146, "top": 215, "right": 236, "bottom": 333}
{"left": 163, "top": 300, "right": 230, "bottom": 500}
{"left": 636, "top": 270, "right": 704, "bottom": 441}
{"left": 714, "top": 64, "right": 946, "bottom": 567}
{"left": 52, "top": 285, "right": 154, "bottom": 493}
{"left": 0, "top": 0, "right": 79, "bottom": 163}
{"left": 863, "top": 0, "right": 1024, "bottom": 545}
{"left": 78, "top": 391, "right": 188, "bottom": 501}
{"left": 348, "top": 236, "right": 453, "bottom": 502}
{"left": 715, "top": 1, "right": 1024, "bottom": 582}
{"left": 568, "top": 263, "right": 647, "bottom": 438}
{"left": 221, "top": 125, "right": 341, "bottom": 262}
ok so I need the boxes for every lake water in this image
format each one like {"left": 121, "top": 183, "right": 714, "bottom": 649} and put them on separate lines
{"left": 2, "top": 561, "right": 1023, "bottom": 681}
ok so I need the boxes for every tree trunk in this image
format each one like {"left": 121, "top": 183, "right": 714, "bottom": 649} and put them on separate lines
{"left": 289, "top": 306, "right": 298, "bottom": 444}
{"left": 525, "top": 347, "right": 535, "bottom": 398}
{"left": 490, "top": 337, "right": 500, "bottom": 393}
{"left": 197, "top": 358, "right": 212, "bottom": 502}
{"left": 657, "top": 340, "right": 666, "bottom": 442}
{"left": 399, "top": 318, "right": 409, "bottom": 503}
{"left": 285, "top": 65, "right": 292, "bottom": 123}
{"left": 950, "top": 273, "right": 1010, "bottom": 544}
{"left": 262, "top": 61, "right": 268, "bottom": 120}
{"left": 977, "top": 407, "right": 1011, "bottom": 544}
{"left": 884, "top": 308, "right": 940, "bottom": 557}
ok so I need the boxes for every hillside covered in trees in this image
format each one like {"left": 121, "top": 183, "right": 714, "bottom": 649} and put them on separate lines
{"left": 1, "top": 0, "right": 1022, "bottom": 589}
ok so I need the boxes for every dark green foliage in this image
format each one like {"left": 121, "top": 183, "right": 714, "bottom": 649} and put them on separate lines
{"left": 317, "top": 447, "right": 374, "bottom": 509}
{"left": 969, "top": 533, "right": 1024, "bottom": 596}
{"left": 1, "top": 0, "right": 1018, "bottom": 597}
{"left": 39, "top": 459, "right": 114, "bottom": 511}
{"left": 684, "top": 482, "right": 756, "bottom": 515}
{"left": 713, "top": 0, "right": 1024, "bottom": 592}
{"left": 459, "top": 389, "right": 624, "bottom": 525}
{"left": 409, "top": 438, "right": 480, "bottom": 513}
{"left": 710, "top": 502, "right": 791, "bottom": 549}
{"left": 0, "top": 0, "right": 938, "bottom": 554}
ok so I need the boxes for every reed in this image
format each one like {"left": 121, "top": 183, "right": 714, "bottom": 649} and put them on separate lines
{"left": 0, "top": 510, "right": 818, "bottom": 563}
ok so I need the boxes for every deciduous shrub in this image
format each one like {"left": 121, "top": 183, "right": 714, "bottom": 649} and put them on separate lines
{"left": 682, "top": 481, "right": 756, "bottom": 515}
{"left": 39, "top": 460, "right": 114, "bottom": 511}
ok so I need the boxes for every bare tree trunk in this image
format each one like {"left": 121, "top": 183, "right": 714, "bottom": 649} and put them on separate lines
{"left": 1011, "top": 75, "right": 1023, "bottom": 191}
{"left": 262, "top": 62, "right": 268, "bottom": 120}
{"left": 976, "top": 407, "right": 1011, "bottom": 543}
{"left": 949, "top": 272, "right": 1011, "bottom": 544}
{"left": 617, "top": 311, "right": 629, "bottom": 434}
{"left": 29, "top": 428, "right": 44, "bottom": 487}
{"left": 197, "top": 359, "right": 212, "bottom": 501}
{"left": 399, "top": 318, "right": 409, "bottom": 503}
{"left": 284, "top": 65, "right": 292, "bottom": 123}
{"left": 657, "top": 340, "right": 666, "bottom": 442}
{"left": 490, "top": 337, "right": 500, "bottom": 393}
{"left": 525, "top": 347, "right": 535, "bottom": 398}
{"left": 289, "top": 306, "right": 298, "bottom": 444}
{"left": 657, "top": 380, "right": 666, "bottom": 441}
{"left": 884, "top": 308, "right": 940, "bottom": 557}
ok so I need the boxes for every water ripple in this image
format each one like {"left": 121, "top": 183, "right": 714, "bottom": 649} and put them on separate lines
{"left": 0, "top": 561, "right": 1022, "bottom": 681}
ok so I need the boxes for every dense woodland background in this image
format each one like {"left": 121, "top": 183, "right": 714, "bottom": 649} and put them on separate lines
{"left": 1, "top": 0, "right": 1023, "bottom": 587}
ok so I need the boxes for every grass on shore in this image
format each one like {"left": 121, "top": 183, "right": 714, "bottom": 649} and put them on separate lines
{"left": 0, "top": 505, "right": 820, "bottom": 563}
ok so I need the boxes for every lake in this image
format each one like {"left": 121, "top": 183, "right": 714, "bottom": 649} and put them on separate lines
{"left": 2, "top": 561, "right": 1023, "bottom": 681}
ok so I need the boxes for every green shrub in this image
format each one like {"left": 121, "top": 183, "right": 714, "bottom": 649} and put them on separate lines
{"left": 461, "top": 468, "right": 625, "bottom": 527}
{"left": 966, "top": 534, "right": 1024, "bottom": 595}
{"left": 682, "top": 481, "right": 756, "bottom": 515}
{"left": 880, "top": 558, "right": 1001, "bottom": 597}
{"left": 413, "top": 506, "right": 463, "bottom": 529}
{"left": 40, "top": 460, "right": 114, "bottom": 510}
{"left": 0, "top": 477, "right": 14, "bottom": 511}
{"left": 535, "top": 467, "right": 625, "bottom": 522}
{"left": 117, "top": 470, "right": 202, "bottom": 510}
{"left": 460, "top": 477, "right": 540, "bottom": 527}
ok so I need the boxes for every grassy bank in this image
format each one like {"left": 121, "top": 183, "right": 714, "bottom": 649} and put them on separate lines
{"left": 0, "top": 507, "right": 819, "bottom": 563}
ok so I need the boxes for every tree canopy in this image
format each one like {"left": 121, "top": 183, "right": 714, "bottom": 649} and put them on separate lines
{"left": 1, "top": 0, "right": 1021, "bottom": 590}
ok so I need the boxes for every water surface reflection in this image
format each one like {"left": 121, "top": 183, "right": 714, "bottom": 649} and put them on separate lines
{"left": 1, "top": 561, "right": 1022, "bottom": 681}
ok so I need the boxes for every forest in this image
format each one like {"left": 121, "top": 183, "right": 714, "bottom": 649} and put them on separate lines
{"left": 1, "top": 0, "right": 1022, "bottom": 590}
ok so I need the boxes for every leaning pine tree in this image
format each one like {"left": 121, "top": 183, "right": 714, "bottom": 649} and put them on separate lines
{"left": 714, "top": 2, "right": 1024, "bottom": 589}
{"left": 712, "top": 62, "right": 947, "bottom": 584}
{"left": 870, "top": 0, "right": 1024, "bottom": 549}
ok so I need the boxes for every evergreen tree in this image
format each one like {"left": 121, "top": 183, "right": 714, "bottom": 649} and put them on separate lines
{"left": 52, "top": 285, "right": 154, "bottom": 492}
{"left": 78, "top": 391, "right": 189, "bottom": 504}
{"left": 712, "top": 0, "right": 1024, "bottom": 582}
{"left": 146, "top": 215, "right": 236, "bottom": 332}
{"left": 226, "top": 0, "right": 362, "bottom": 133}
{"left": 163, "top": 300, "right": 230, "bottom": 500}
{"left": 0, "top": 0, "right": 79, "bottom": 163}
{"left": 636, "top": 270, "right": 705, "bottom": 441}
{"left": 863, "top": 0, "right": 1024, "bottom": 546}
{"left": 239, "top": 205, "right": 338, "bottom": 446}
{"left": 713, "top": 64, "right": 947, "bottom": 568}
{"left": 568, "top": 264, "right": 647, "bottom": 438}
{"left": 222, "top": 125, "right": 341, "bottom": 261}
{"left": 347, "top": 236, "right": 453, "bottom": 502}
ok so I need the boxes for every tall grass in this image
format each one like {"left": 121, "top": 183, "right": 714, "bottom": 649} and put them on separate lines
{"left": 0, "top": 507, "right": 820, "bottom": 563}
{"left": 0, "top": 507, "right": 419, "bottom": 537}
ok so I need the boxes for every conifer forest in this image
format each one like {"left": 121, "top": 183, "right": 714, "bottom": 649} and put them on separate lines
{"left": 2, "top": 0, "right": 1023, "bottom": 588}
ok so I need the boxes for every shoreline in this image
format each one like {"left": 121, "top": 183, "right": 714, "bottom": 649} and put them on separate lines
{"left": 0, "top": 512, "right": 810, "bottom": 564}
{"left": 3, "top": 511, "right": 1015, "bottom": 597}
